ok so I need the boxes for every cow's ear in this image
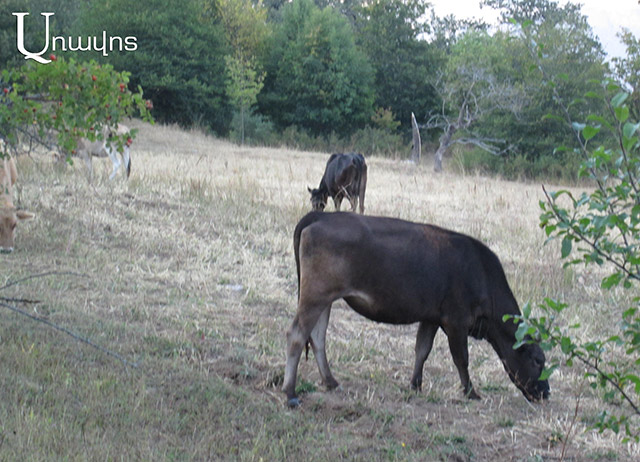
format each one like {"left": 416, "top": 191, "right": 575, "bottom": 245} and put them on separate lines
{"left": 16, "top": 210, "right": 34, "bottom": 221}
{"left": 307, "top": 187, "right": 313, "bottom": 194}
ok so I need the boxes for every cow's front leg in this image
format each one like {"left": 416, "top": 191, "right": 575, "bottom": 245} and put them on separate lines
{"left": 309, "top": 306, "right": 339, "bottom": 390}
{"left": 333, "top": 195, "right": 343, "bottom": 211}
{"left": 444, "top": 326, "right": 480, "bottom": 400}
{"left": 410, "top": 322, "right": 439, "bottom": 391}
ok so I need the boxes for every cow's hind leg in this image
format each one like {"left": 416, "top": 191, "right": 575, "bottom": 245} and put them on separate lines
{"left": 348, "top": 194, "right": 358, "bottom": 212}
{"left": 283, "top": 302, "right": 330, "bottom": 407}
{"left": 410, "top": 322, "right": 439, "bottom": 391}
{"left": 106, "top": 146, "right": 121, "bottom": 180}
{"left": 123, "top": 146, "right": 131, "bottom": 178}
{"left": 82, "top": 153, "right": 93, "bottom": 183}
{"left": 358, "top": 164, "right": 367, "bottom": 214}
{"left": 309, "top": 306, "right": 339, "bottom": 390}
{"left": 443, "top": 326, "right": 480, "bottom": 399}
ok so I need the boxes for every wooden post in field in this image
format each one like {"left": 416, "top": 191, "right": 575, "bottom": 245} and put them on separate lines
{"left": 411, "top": 112, "right": 421, "bottom": 163}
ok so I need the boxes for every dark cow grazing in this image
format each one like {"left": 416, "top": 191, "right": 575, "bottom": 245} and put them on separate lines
{"left": 283, "top": 212, "right": 550, "bottom": 407}
{"left": 308, "top": 153, "right": 367, "bottom": 214}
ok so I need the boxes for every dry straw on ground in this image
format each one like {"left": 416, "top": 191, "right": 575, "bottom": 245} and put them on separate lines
{"left": 0, "top": 120, "right": 637, "bottom": 461}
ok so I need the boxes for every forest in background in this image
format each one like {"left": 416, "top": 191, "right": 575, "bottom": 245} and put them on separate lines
{"left": 1, "top": 0, "right": 639, "bottom": 179}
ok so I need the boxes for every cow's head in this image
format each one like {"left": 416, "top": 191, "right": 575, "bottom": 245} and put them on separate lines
{"left": 308, "top": 187, "right": 328, "bottom": 211}
{"left": 503, "top": 342, "right": 550, "bottom": 401}
{"left": 0, "top": 206, "right": 34, "bottom": 253}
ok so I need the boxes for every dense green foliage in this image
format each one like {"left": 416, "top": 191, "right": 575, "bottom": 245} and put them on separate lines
{"left": 354, "top": 0, "right": 439, "bottom": 129}
{"left": 260, "top": 0, "right": 373, "bottom": 135}
{"left": 0, "top": 0, "right": 639, "bottom": 177}
{"left": 73, "top": 0, "right": 230, "bottom": 132}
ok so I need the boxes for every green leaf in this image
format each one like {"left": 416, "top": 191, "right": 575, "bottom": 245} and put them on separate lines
{"left": 543, "top": 113, "right": 566, "bottom": 124}
{"left": 601, "top": 272, "right": 624, "bottom": 289}
{"left": 560, "top": 336, "right": 574, "bottom": 354}
{"left": 626, "top": 374, "right": 640, "bottom": 393}
{"left": 623, "top": 122, "right": 640, "bottom": 139}
{"left": 514, "top": 321, "right": 533, "bottom": 345}
{"left": 615, "top": 106, "right": 629, "bottom": 123}
{"left": 586, "top": 114, "right": 614, "bottom": 131}
{"left": 582, "top": 125, "right": 600, "bottom": 141}
{"left": 539, "top": 364, "right": 557, "bottom": 381}
{"left": 611, "top": 91, "right": 629, "bottom": 108}
{"left": 561, "top": 237, "right": 572, "bottom": 259}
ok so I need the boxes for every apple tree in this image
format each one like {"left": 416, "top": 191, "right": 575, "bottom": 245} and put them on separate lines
{"left": 0, "top": 56, "right": 152, "bottom": 159}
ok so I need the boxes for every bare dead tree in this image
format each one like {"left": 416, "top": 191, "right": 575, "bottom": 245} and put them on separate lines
{"left": 411, "top": 112, "right": 421, "bottom": 162}
{"left": 424, "top": 67, "right": 525, "bottom": 172}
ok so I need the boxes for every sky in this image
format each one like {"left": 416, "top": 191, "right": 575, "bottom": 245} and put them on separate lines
{"left": 429, "top": 0, "right": 640, "bottom": 59}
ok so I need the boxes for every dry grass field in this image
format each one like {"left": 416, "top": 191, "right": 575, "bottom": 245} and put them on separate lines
{"left": 1, "top": 120, "right": 638, "bottom": 461}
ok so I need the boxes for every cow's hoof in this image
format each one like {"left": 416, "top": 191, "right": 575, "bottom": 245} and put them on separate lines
{"left": 326, "top": 379, "right": 340, "bottom": 391}
{"left": 466, "top": 390, "right": 481, "bottom": 400}
{"left": 287, "top": 397, "right": 301, "bottom": 408}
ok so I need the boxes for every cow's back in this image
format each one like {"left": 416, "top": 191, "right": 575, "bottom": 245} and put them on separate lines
{"left": 295, "top": 212, "right": 518, "bottom": 325}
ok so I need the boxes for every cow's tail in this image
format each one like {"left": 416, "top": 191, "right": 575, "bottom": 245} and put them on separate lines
{"left": 358, "top": 156, "right": 367, "bottom": 213}
{"left": 293, "top": 212, "right": 324, "bottom": 299}
{"left": 293, "top": 212, "right": 324, "bottom": 360}
{"left": 126, "top": 155, "right": 131, "bottom": 178}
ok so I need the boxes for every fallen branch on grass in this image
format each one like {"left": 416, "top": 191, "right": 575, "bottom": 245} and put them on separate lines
{"left": 1, "top": 300, "right": 139, "bottom": 368}
{"left": 1, "top": 271, "right": 138, "bottom": 368}
{"left": 0, "top": 270, "right": 86, "bottom": 291}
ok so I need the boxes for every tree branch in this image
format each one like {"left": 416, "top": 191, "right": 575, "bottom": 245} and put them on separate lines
{"left": 542, "top": 185, "right": 640, "bottom": 282}
{"left": 1, "top": 271, "right": 138, "bottom": 368}
{"left": 1, "top": 300, "right": 138, "bottom": 369}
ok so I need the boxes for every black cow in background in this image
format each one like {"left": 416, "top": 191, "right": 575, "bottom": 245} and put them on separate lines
{"left": 308, "top": 153, "right": 367, "bottom": 214}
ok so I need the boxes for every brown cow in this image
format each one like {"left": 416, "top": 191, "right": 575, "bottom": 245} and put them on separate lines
{"left": 1, "top": 152, "right": 34, "bottom": 253}
{"left": 308, "top": 153, "right": 367, "bottom": 214}
{"left": 283, "top": 212, "right": 550, "bottom": 407}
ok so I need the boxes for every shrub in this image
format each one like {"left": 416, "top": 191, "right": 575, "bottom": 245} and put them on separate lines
{"left": 511, "top": 79, "right": 640, "bottom": 442}
{"left": 229, "top": 110, "right": 276, "bottom": 146}
{"left": 349, "top": 126, "right": 408, "bottom": 158}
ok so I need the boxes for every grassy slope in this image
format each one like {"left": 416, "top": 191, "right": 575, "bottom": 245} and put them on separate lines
{"left": 0, "top": 121, "right": 637, "bottom": 461}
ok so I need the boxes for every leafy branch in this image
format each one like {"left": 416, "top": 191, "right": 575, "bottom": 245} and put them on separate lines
{"left": 511, "top": 18, "right": 640, "bottom": 443}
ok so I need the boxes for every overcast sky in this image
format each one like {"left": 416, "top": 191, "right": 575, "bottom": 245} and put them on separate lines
{"left": 429, "top": 0, "right": 640, "bottom": 59}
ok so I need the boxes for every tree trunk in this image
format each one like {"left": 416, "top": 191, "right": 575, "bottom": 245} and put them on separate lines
{"left": 434, "top": 126, "right": 456, "bottom": 172}
{"left": 240, "top": 106, "right": 245, "bottom": 145}
{"left": 411, "top": 112, "right": 421, "bottom": 162}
